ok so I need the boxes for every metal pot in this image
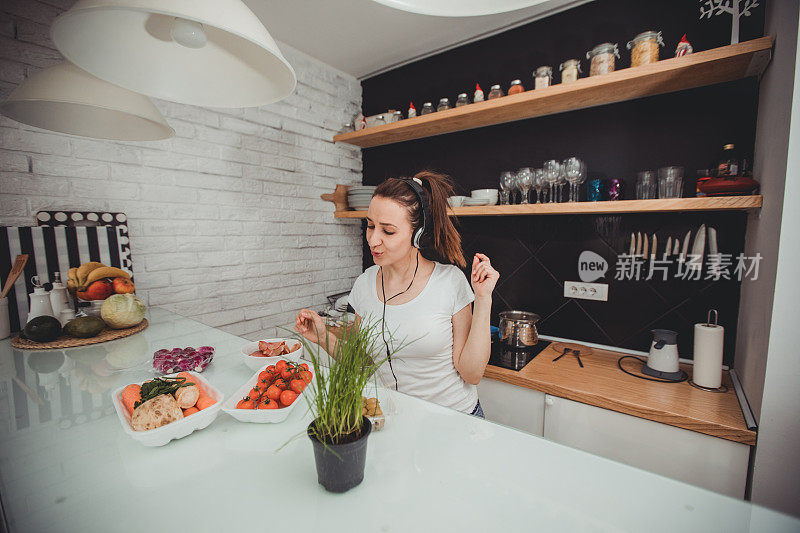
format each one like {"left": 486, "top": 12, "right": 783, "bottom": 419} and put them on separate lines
{"left": 498, "top": 311, "right": 540, "bottom": 349}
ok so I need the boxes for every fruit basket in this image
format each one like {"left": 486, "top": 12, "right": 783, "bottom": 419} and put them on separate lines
{"left": 11, "top": 318, "right": 149, "bottom": 350}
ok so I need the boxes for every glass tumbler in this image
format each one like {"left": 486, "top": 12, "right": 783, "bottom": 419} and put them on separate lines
{"left": 636, "top": 170, "right": 657, "bottom": 199}
{"left": 657, "top": 166, "right": 684, "bottom": 198}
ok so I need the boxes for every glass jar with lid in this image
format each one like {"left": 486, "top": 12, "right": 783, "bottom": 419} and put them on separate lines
{"left": 533, "top": 66, "right": 552, "bottom": 89}
{"left": 587, "top": 43, "right": 620, "bottom": 76}
{"left": 627, "top": 30, "right": 664, "bottom": 67}
{"left": 488, "top": 84, "right": 504, "bottom": 99}
{"left": 508, "top": 79, "right": 525, "bottom": 95}
{"left": 437, "top": 98, "right": 452, "bottom": 112}
{"left": 559, "top": 59, "right": 582, "bottom": 83}
{"left": 420, "top": 102, "right": 435, "bottom": 115}
{"left": 455, "top": 93, "right": 469, "bottom": 107}
{"left": 390, "top": 110, "right": 403, "bottom": 122}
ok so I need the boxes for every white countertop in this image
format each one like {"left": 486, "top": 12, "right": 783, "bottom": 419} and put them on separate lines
{"left": 1, "top": 308, "right": 797, "bottom": 532}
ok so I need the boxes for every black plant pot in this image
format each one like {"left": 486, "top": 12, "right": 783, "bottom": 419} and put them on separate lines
{"left": 307, "top": 416, "right": 372, "bottom": 493}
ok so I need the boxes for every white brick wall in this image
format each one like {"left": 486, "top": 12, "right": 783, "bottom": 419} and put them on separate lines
{"left": 0, "top": 0, "right": 364, "bottom": 339}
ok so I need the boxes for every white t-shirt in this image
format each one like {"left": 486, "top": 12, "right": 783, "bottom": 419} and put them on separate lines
{"left": 348, "top": 262, "right": 477, "bottom": 413}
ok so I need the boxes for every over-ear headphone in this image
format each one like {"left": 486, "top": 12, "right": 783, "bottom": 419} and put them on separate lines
{"left": 401, "top": 177, "right": 431, "bottom": 249}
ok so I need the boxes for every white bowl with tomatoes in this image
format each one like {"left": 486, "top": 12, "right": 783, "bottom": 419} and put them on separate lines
{"left": 221, "top": 357, "right": 314, "bottom": 423}
{"left": 241, "top": 338, "right": 304, "bottom": 372}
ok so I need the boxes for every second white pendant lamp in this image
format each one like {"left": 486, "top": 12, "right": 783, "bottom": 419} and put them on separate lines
{"left": 0, "top": 62, "right": 173, "bottom": 141}
{"left": 50, "top": 0, "right": 297, "bottom": 108}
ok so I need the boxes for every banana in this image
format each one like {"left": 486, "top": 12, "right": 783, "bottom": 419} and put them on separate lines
{"left": 84, "top": 266, "right": 131, "bottom": 286}
{"left": 76, "top": 262, "right": 105, "bottom": 286}
{"left": 67, "top": 267, "right": 78, "bottom": 282}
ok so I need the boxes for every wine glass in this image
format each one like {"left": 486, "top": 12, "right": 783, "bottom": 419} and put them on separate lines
{"left": 543, "top": 160, "right": 560, "bottom": 203}
{"left": 564, "top": 157, "right": 583, "bottom": 202}
{"left": 533, "top": 168, "right": 545, "bottom": 203}
{"left": 499, "top": 171, "right": 514, "bottom": 205}
{"left": 516, "top": 168, "right": 533, "bottom": 204}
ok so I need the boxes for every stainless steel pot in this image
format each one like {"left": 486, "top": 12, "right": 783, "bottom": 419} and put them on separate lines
{"left": 498, "top": 311, "right": 540, "bottom": 348}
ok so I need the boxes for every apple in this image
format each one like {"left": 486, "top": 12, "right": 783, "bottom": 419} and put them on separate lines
{"left": 112, "top": 277, "right": 135, "bottom": 294}
{"left": 77, "top": 279, "right": 114, "bottom": 301}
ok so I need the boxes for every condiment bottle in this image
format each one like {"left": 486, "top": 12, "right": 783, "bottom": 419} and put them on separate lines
{"left": 508, "top": 79, "right": 524, "bottom": 94}
{"left": 716, "top": 144, "right": 739, "bottom": 176}
{"left": 420, "top": 102, "right": 435, "bottom": 115}
{"left": 559, "top": 59, "right": 581, "bottom": 83}
{"left": 408, "top": 102, "right": 417, "bottom": 118}
{"left": 437, "top": 98, "right": 452, "bottom": 112}
{"left": 455, "top": 93, "right": 469, "bottom": 107}
{"left": 587, "top": 43, "right": 619, "bottom": 76}
{"left": 675, "top": 34, "right": 693, "bottom": 57}
{"left": 533, "top": 66, "right": 552, "bottom": 89}
{"left": 49, "top": 272, "right": 70, "bottom": 316}
{"left": 488, "top": 84, "right": 504, "bottom": 99}
{"left": 474, "top": 83, "right": 485, "bottom": 102}
{"left": 627, "top": 30, "right": 664, "bottom": 67}
{"left": 28, "top": 276, "right": 55, "bottom": 321}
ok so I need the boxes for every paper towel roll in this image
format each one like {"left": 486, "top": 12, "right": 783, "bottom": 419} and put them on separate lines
{"left": 693, "top": 323, "right": 724, "bottom": 388}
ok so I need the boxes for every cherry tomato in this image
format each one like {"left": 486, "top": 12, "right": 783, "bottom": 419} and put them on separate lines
{"left": 249, "top": 387, "right": 262, "bottom": 400}
{"left": 258, "top": 376, "right": 272, "bottom": 389}
{"left": 258, "top": 370, "right": 271, "bottom": 382}
{"left": 299, "top": 370, "right": 313, "bottom": 383}
{"left": 275, "top": 360, "right": 288, "bottom": 373}
{"left": 280, "top": 367, "right": 293, "bottom": 380}
{"left": 257, "top": 398, "right": 279, "bottom": 409}
{"left": 299, "top": 363, "right": 309, "bottom": 371}
{"left": 290, "top": 379, "right": 305, "bottom": 394}
{"left": 265, "top": 365, "right": 277, "bottom": 374}
{"left": 274, "top": 378, "right": 288, "bottom": 390}
{"left": 279, "top": 389, "right": 297, "bottom": 407}
{"left": 237, "top": 398, "right": 256, "bottom": 409}
{"left": 266, "top": 384, "right": 282, "bottom": 402}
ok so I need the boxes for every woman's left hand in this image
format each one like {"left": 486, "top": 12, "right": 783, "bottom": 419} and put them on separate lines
{"left": 471, "top": 253, "right": 499, "bottom": 298}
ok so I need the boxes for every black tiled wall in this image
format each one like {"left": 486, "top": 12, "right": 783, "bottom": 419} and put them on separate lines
{"left": 360, "top": 0, "right": 766, "bottom": 365}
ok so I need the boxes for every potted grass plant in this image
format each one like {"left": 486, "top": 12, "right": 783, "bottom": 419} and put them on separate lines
{"left": 298, "top": 315, "right": 393, "bottom": 493}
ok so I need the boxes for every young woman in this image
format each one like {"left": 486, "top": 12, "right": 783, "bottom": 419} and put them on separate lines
{"left": 295, "top": 171, "right": 499, "bottom": 417}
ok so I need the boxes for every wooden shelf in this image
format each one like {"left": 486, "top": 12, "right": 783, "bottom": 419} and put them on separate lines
{"left": 334, "top": 37, "right": 773, "bottom": 148}
{"left": 334, "top": 195, "right": 762, "bottom": 218}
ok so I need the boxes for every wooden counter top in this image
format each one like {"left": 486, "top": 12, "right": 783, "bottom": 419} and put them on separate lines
{"left": 484, "top": 343, "right": 756, "bottom": 446}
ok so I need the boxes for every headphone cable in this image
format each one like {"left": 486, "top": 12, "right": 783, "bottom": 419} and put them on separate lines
{"left": 380, "top": 250, "right": 420, "bottom": 391}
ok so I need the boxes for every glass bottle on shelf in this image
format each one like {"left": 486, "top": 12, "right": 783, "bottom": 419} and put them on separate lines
{"left": 716, "top": 144, "right": 739, "bottom": 176}
{"left": 586, "top": 43, "right": 619, "bottom": 76}
{"left": 559, "top": 59, "right": 582, "bottom": 83}
{"left": 420, "top": 102, "right": 435, "bottom": 115}
{"left": 488, "top": 84, "right": 504, "bottom": 99}
{"left": 437, "top": 98, "right": 452, "bottom": 112}
{"left": 455, "top": 93, "right": 469, "bottom": 107}
{"left": 533, "top": 66, "right": 552, "bottom": 89}
{"left": 508, "top": 79, "right": 525, "bottom": 94}
{"left": 627, "top": 30, "right": 664, "bottom": 67}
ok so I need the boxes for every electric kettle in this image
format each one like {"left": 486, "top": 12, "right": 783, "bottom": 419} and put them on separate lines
{"left": 643, "top": 329, "right": 684, "bottom": 381}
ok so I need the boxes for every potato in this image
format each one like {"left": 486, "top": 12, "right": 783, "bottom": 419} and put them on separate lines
{"left": 175, "top": 385, "right": 200, "bottom": 409}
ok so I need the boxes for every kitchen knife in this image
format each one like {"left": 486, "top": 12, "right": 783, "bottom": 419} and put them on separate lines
{"left": 635, "top": 232, "right": 642, "bottom": 257}
{"left": 680, "top": 230, "right": 691, "bottom": 261}
{"left": 708, "top": 227, "right": 718, "bottom": 255}
{"left": 643, "top": 233, "right": 649, "bottom": 258}
{"left": 673, "top": 237, "right": 680, "bottom": 256}
{"left": 651, "top": 234, "right": 657, "bottom": 259}
{"left": 665, "top": 236, "right": 672, "bottom": 258}
{"left": 691, "top": 224, "right": 706, "bottom": 272}
{"left": 629, "top": 232, "right": 635, "bottom": 256}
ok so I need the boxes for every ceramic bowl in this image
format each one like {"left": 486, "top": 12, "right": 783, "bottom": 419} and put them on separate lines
{"left": 471, "top": 189, "right": 499, "bottom": 199}
{"left": 447, "top": 195, "right": 467, "bottom": 207}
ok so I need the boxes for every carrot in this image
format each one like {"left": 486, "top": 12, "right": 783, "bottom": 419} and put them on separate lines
{"left": 196, "top": 393, "right": 216, "bottom": 410}
{"left": 121, "top": 384, "right": 141, "bottom": 414}
{"left": 183, "top": 406, "right": 199, "bottom": 416}
{"left": 176, "top": 371, "right": 201, "bottom": 390}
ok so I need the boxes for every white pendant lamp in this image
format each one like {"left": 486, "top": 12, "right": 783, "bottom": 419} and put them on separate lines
{"left": 50, "top": 0, "right": 297, "bottom": 108}
{"left": 371, "top": 0, "right": 549, "bottom": 17}
{"left": 0, "top": 62, "right": 174, "bottom": 141}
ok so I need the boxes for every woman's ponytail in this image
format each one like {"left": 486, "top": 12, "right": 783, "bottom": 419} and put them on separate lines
{"left": 373, "top": 170, "right": 466, "bottom": 268}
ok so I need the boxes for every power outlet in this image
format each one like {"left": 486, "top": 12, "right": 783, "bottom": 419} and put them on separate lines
{"left": 564, "top": 281, "right": 608, "bottom": 301}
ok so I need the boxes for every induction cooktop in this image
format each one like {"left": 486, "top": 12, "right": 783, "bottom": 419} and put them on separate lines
{"left": 488, "top": 340, "right": 552, "bottom": 371}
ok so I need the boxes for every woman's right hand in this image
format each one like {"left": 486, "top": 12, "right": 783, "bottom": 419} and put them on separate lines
{"left": 294, "top": 308, "right": 326, "bottom": 345}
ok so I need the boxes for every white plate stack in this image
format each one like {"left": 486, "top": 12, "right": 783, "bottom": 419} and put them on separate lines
{"left": 466, "top": 189, "right": 499, "bottom": 206}
{"left": 348, "top": 186, "right": 376, "bottom": 210}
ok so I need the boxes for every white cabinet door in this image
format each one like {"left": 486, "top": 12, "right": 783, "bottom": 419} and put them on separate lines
{"left": 476, "top": 378, "right": 545, "bottom": 436}
{"left": 543, "top": 394, "right": 750, "bottom": 498}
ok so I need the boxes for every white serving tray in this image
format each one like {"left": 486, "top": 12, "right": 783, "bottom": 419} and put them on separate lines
{"left": 222, "top": 355, "right": 313, "bottom": 423}
{"left": 111, "top": 371, "right": 224, "bottom": 447}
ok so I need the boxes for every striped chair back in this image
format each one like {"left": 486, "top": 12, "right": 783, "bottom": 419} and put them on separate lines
{"left": 0, "top": 226, "right": 133, "bottom": 332}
